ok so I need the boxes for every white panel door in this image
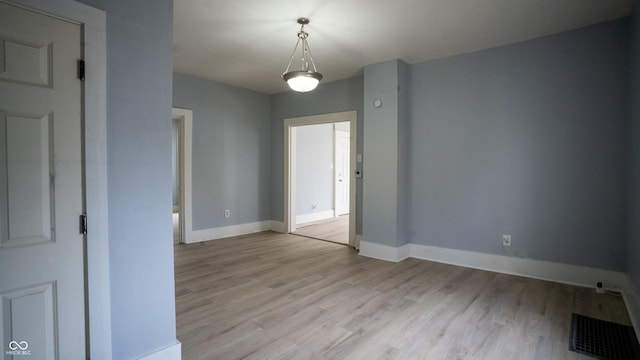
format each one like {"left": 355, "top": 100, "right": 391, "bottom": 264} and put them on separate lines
{"left": 334, "top": 131, "right": 350, "bottom": 216}
{"left": 0, "top": 3, "right": 85, "bottom": 359}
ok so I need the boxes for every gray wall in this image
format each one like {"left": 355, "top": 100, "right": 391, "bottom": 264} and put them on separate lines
{"left": 173, "top": 73, "right": 271, "bottom": 230}
{"left": 75, "top": 0, "right": 177, "bottom": 358}
{"left": 363, "top": 60, "right": 406, "bottom": 247}
{"left": 296, "top": 123, "right": 336, "bottom": 217}
{"left": 271, "top": 77, "right": 364, "bottom": 233}
{"left": 629, "top": 5, "right": 640, "bottom": 293}
{"left": 410, "top": 19, "right": 629, "bottom": 271}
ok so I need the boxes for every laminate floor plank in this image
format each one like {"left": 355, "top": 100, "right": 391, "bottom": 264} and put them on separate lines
{"left": 293, "top": 215, "right": 349, "bottom": 244}
{"left": 175, "top": 231, "right": 634, "bottom": 359}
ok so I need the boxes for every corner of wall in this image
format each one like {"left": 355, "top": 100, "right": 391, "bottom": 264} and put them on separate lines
{"left": 359, "top": 241, "right": 410, "bottom": 262}
{"left": 135, "top": 341, "right": 181, "bottom": 360}
{"left": 270, "top": 220, "right": 285, "bottom": 233}
{"left": 186, "top": 221, "right": 272, "bottom": 243}
{"left": 624, "top": 274, "right": 640, "bottom": 343}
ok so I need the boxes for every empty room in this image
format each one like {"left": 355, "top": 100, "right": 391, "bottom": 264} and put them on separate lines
{"left": 2, "top": 0, "right": 640, "bottom": 359}
{"left": 170, "top": 0, "right": 640, "bottom": 358}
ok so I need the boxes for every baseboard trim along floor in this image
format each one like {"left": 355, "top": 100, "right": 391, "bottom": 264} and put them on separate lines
{"left": 135, "top": 341, "right": 181, "bottom": 360}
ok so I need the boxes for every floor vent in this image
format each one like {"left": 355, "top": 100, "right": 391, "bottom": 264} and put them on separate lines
{"left": 569, "top": 313, "right": 640, "bottom": 360}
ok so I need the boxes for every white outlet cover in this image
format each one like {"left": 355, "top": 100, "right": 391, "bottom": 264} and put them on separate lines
{"left": 502, "top": 234, "right": 512, "bottom": 246}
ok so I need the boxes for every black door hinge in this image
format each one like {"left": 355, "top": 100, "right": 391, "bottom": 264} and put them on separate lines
{"left": 79, "top": 214, "right": 87, "bottom": 235}
{"left": 77, "top": 60, "right": 85, "bottom": 81}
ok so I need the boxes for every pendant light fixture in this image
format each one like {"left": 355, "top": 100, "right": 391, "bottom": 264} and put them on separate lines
{"left": 282, "top": 17, "right": 323, "bottom": 92}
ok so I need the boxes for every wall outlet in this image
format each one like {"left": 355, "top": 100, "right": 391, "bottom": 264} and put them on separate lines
{"left": 312, "top": 204, "right": 317, "bottom": 211}
{"left": 502, "top": 234, "right": 512, "bottom": 246}
{"left": 224, "top": 209, "right": 230, "bottom": 218}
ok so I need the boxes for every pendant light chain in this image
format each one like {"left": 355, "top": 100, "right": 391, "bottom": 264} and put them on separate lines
{"left": 283, "top": 34, "right": 302, "bottom": 75}
{"left": 303, "top": 34, "right": 319, "bottom": 73}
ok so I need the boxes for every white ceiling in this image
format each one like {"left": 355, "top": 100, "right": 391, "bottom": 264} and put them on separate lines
{"left": 173, "top": 0, "right": 634, "bottom": 94}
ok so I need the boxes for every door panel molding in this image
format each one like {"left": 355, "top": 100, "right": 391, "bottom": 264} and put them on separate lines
{"left": 1, "top": 281, "right": 56, "bottom": 359}
{"left": 0, "top": 112, "right": 54, "bottom": 248}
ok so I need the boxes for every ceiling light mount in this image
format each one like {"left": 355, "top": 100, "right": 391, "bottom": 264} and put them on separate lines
{"left": 281, "top": 17, "right": 323, "bottom": 92}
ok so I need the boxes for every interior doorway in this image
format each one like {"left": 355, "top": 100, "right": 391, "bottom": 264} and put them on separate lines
{"left": 291, "top": 122, "right": 350, "bottom": 244}
{"left": 284, "top": 111, "right": 357, "bottom": 248}
{"left": 172, "top": 107, "right": 193, "bottom": 244}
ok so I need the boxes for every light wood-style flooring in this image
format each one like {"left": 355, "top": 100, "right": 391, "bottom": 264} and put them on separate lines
{"left": 293, "top": 215, "right": 349, "bottom": 245}
{"left": 174, "top": 231, "right": 632, "bottom": 359}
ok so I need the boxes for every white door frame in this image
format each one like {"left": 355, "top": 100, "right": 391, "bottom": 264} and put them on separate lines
{"left": 284, "top": 111, "right": 357, "bottom": 247}
{"left": 172, "top": 108, "right": 193, "bottom": 244}
{"left": 4, "top": 0, "right": 110, "bottom": 357}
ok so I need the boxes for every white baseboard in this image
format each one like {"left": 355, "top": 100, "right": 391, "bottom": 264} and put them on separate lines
{"left": 623, "top": 274, "right": 640, "bottom": 343}
{"left": 296, "top": 210, "right": 334, "bottom": 225}
{"left": 186, "top": 221, "right": 271, "bottom": 243}
{"left": 359, "top": 241, "right": 629, "bottom": 291}
{"left": 135, "top": 341, "right": 181, "bottom": 360}
{"left": 270, "top": 220, "right": 285, "bottom": 233}
{"left": 410, "top": 243, "right": 628, "bottom": 290}
{"left": 359, "top": 241, "right": 410, "bottom": 262}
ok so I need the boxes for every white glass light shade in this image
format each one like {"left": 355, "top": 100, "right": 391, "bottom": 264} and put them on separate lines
{"left": 283, "top": 71, "right": 322, "bottom": 92}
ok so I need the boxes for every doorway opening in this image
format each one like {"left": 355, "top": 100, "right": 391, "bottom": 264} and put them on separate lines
{"left": 172, "top": 108, "right": 193, "bottom": 244}
{"left": 284, "top": 111, "right": 357, "bottom": 248}
{"left": 290, "top": 122, "right": 350, "bottom": 244}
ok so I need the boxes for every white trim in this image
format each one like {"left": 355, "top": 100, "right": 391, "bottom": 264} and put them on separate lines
{"left": 354, "top": 234, "right": 363, "bottom": 250}
{"left": 172, "top": 108, "right": 192, "bottom": 245}
{"left": 135, "top": 341, "right": 181, "bottom": 360}
{"left": 284, "top": 111, "right": 358, "bottom": 247}
{"left": 359, "top": 241, "right": 410, "bottom": 262}
{"left": 5, "top": 1, "right": 111, "bottom": 358}
{"left": 348, "top": 118, "right": 356, "bottom": 247}
{"left": 359, "top": 241, "right": 629, "bottom": 291}
{"left": 186, "top": 221, "right": 272, "bottom": 243}
{"left": 270, "top": 221, "right": 285, "bottom": 233}
{"left": 409, "top": 243, "right": 628, "bottom": 289}
{"left": 623, "top": 275, "right": 640, "bottom": 343}
{"left": 289, "top": 127, "right": 297, "bottom": 233}
{"left": 296, "top": 210, "right": 335, "bottom": 226}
